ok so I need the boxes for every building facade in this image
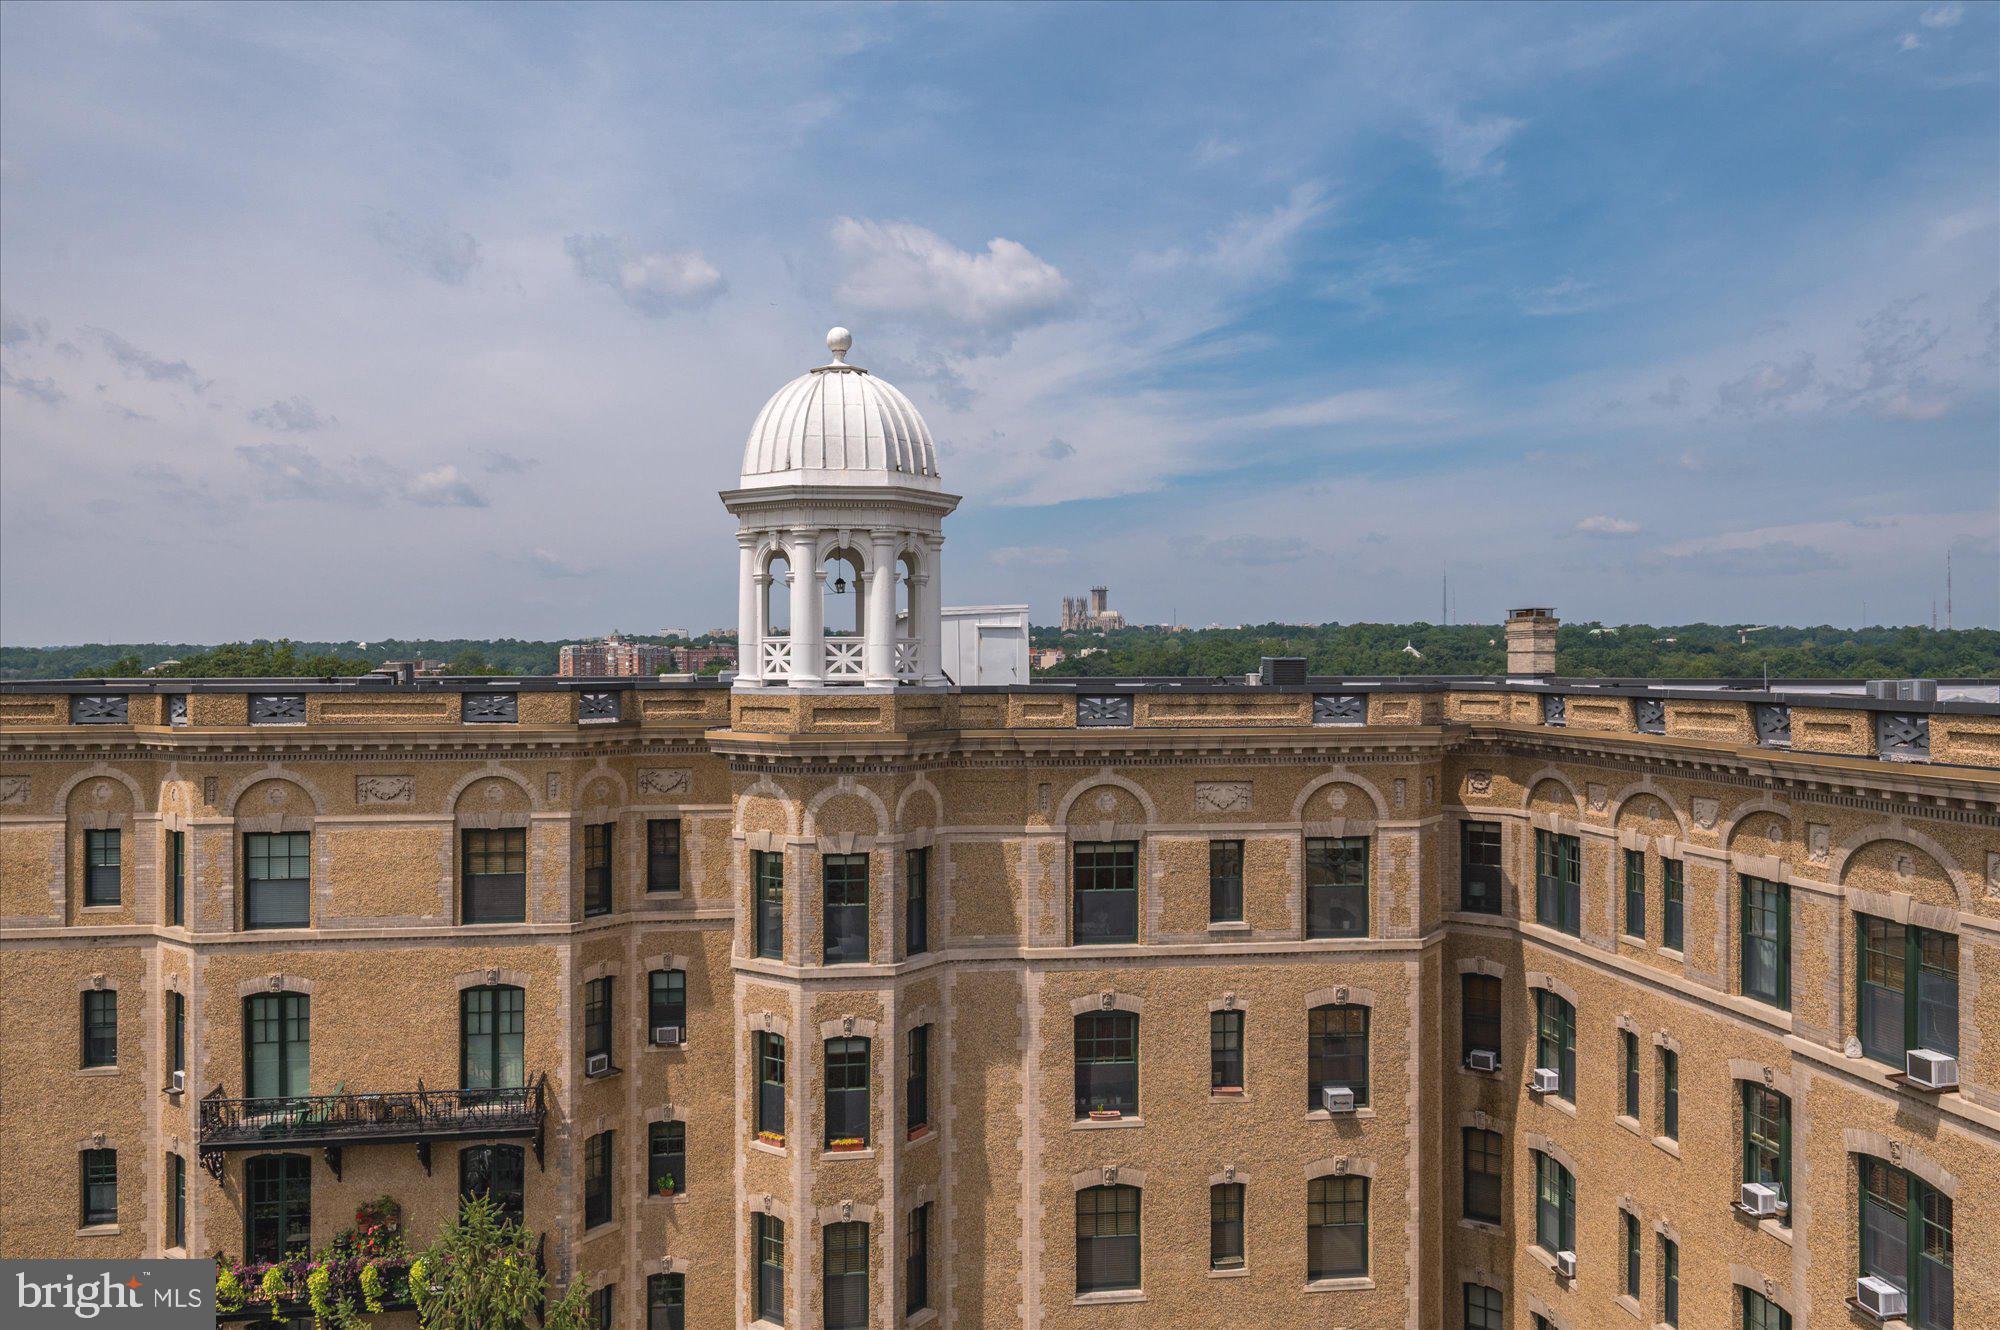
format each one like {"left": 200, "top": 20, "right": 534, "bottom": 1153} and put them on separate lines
{"left": 2, "top": 331, "right": 1996, "bottom": 1330}
{"left": 561, "top": 639, "right": 679, "bottom": 679}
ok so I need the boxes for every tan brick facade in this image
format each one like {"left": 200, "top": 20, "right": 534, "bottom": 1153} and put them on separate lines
{"left": 2, "top": 677, "right": 1996, "bottom": 1329}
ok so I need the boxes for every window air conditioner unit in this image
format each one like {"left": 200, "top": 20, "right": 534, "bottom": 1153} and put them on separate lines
{"left": 1554, "top": 1250, "right": 1576, "bottom": 1279}
{"left": 1529, "top": 1067, "right": 1561, "bottom": 1094}
{"left": 651, "top": 1025, "right": 683, "bottom": 1047}
{"left": 1739, "top": 1182, "right": 1781, "bottom": 1217}
{"left": 1906, "top": 1048, "right": 1957, "bottom": 1090}
{"left": 585, "top": 1052, "right": 611, "bottom": 1077}
{"left": 1320, "top": 1085, "right": 1356, "bottom": 1114}
{"left": 1855, "top": 1275, "right": 1907, "bottom": 1320}
{"left": 1466, "top": 1049, "right": 1499, "bottom": 1073}
{"left": 170, "top": 1069, "right": 185, "bottom": 1093}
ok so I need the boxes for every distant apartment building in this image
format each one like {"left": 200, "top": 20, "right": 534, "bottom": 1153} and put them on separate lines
{"left": 674, "top": 645, "right": 737, "bottom": 674}
{"left": 559, "top": 636, "right": 675, "bottom": 677}
{"left": 1061, "top": 584, "right": 1126, "bottom": 632}
{"left": 1032, "top": 647, "right": 1068, "bottom": 671}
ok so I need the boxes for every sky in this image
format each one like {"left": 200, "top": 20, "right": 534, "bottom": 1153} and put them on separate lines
{"left": 2, "top": 1, "right": 1996, "bottom": 645}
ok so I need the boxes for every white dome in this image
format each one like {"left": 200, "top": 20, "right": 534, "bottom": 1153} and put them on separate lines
{"left": 738, "top": 328, "right": 940, "bottom": 489}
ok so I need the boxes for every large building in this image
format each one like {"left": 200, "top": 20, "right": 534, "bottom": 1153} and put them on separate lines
{"left": 561, "top": 637, "right": 679, "bottom": 678}
{"left": 1061, "top": 587, "right": 1125, "bottom": 634}
{"left": 2, "top": 328, "right": 1996, "bottom": 1330}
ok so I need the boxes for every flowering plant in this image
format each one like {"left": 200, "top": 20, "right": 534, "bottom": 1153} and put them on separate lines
{"left": 828, "top": 1136, "right": 865, "bottom": 1149}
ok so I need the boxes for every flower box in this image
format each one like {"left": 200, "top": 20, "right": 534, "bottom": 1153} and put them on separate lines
{"left": 757, "top": 1130, "right": 786, "bottom": 1146}
{"left": 827, "top": 1137, "right": 866, "bottom": 1151}
{"left": 1088, "top": 1109, "right": 1122, "bottom": 1121}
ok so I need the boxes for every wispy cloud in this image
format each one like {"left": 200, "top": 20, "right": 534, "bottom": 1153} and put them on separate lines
{"left": 406, "top": 464, "right": 488, "bottom": 508}
{"left": 0, "top": 364, "right": 65, "bottom": 405}
{"left": 1517, "top": 276, "right": 1605, "bottom": 317}
{"left": 565, "top": 233, "right": 726, "bottom": 316}
{"left": 1142, "top": 184, "right": 1332, "bottom": 282}
{"left": 1574, "top": 514, "right": 1640, "bottom": 537}
{"left": 367, "top": 211, "right": 480, "bottom": 286}
{"left": 88, "top": 327, "right": 209, "bottom": 393}
{"left": 1420, "top": 104, "right": 1526, "bottom": 180}
{"left": 991, "top": 544, "right": 1070, "bottom": 568}
{"left": 236, "top": 444, "right": 490, "bottom": 508}
{"left": 1921, "top": 4, "right": 1964, "bottom": 29}
{"left": 1177, "top": 533, "right": 1316, "bottom": 566}
{"left": 249, "top": 396, "right": 334, "bottom": 432}
{"left": 1714, "top": 353, "right": 1816, "bottom": 415}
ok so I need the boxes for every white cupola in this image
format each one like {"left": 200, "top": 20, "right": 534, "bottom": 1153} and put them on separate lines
{"left": 721, "top": 328, "right": 961, "bottom": 689}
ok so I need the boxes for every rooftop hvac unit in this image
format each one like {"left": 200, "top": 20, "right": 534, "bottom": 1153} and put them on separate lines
{"left": 170, "top": 1069, "right": 185, "bottom": 1093}
{"left": 1466, "top": 1049, "right": 1499, "bottom": 1073}
{"left": 1854, "top": 1275, "right": 1907, "bottom": 1320}
{"left": 1260, "top": 656, "right": 1307, "bottom": 686}
{"left": 1529, "top": 1067, "right": 1561, "bottom": 1095}
{"left": 651, "top": 1025, "right": 683, "bottom": 1048}
{"left": 1739, "top": 1182, "right": 1781, "bottom": 1217}
{"left": 1554, "top": 1250, "right": 1576, "bottom": 1279}
{"left": 1905, "top": 1048, "right": 1958, "bottom": 1090}
{"left": 585, "top": 1052, "right": 611, "bottom": 1077}
{"left": 1866, "top": 678, "right": 1937, "bottom": 703}
{"left": 1320, "top": 1085, "right": 1356, "bottom": 1114}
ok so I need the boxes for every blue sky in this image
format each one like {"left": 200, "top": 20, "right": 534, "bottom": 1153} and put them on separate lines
{"left": 2, "top": 1, "right": 1995, "bottom": 643}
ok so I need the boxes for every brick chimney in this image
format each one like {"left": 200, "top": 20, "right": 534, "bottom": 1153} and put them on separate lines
{"left": 1506, "top": 607, "right": 1558, "bottom": 675}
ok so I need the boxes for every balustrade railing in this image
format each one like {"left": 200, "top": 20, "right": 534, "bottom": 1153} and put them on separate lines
{"left": 824, "top": 638, "right": 865, "bottom": 676}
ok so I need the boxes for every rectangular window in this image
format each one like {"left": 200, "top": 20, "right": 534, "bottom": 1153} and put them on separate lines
{"left": 1459, "top": 821, "right": 1503, "bottom": 914}
{"left": 1075, "top": 1186, "right": 1140, "bottom": 1294}
{"left": 1308, "top": 1005, "right": 1369, "bottom": 1107}
{"left": 822, "top": 1221, "right": 868, "bottom": 1330}
{"left": 244, "top": 992, "right": 308, "bottom": 1099}
{"left": 1623, "top": 1210, "right": 1640, "bottom": 1296}
{"left": 81, "top": 1149, "right": 117, "bottom": 1227}
{"left": 1072, "top": 841, "right": 1138, "bottom": 944}
{"left": 757, "top": 1032, "right": 786, "bottom": 1139}
{"left": 82, "top": 989, "right": 117, "bottom": 1068}
{"left": 1860, "top": 1155, "right": 1955, "bottom": 1330}
{"left": 583, "top": 1130, "right": 612, "bottom": 1228}
{"left": 646, "top": 818, "right": 681, "bottom": 893}
{"left": 583, "top": 977, "right": 613, "bottom": 1070}
{"left": 1623, "top": 849, "right": 1646, "bottom": 939}
{"left": 1741, "top": 1288, "right": 1791, "bottom": 1330}
{"left": 1661, "top": 1047, "right": 1679, "bottom": 1141}
{"left": 1465, "top": 1284, "right": 1503, "bottom": 1330}
{"left": 583, "top": 823, "right": 613, "bottom": 917}
{"left": 167, "top": 829, "right": 185, "bottom": 925}
{"left": 459, "top": 1144, "right": 525, "bottom": 1224}
{"left": 906, "top": 1025, "right": 930, "bottom": 1135}
{"left": 1741, "top": 877, "right": 1789, "bottom": 1009}
{"left": 245, "top": 1154, "right": 310, "bottom": 1260}
{"left": 1304, "top": 836, "right": 1368, "bottom": 938}
{"left": 243, "top": 831, "right": 310, "bottom": 928}
{"left": 461, "top": 985, "right": 525, "bottom": 1090}
{"left": 755, "top": 1213, "right": 785, "bottom": 1324}
{"left": 754, "top": 851, "right": 784, "bottom": 959}
{"left": 462, "top": 827, "right": 527, "bottom": 924}
{"left": 649, "top": 969, "right": 687, "bottom": 1043}
{"left": 1661, "top": 1235, "right": 1679, "bottom": 1326}
{"left": 1743, "top": 1083, "right": 1791, "bottom": 1211}
{"left": 1209, "top": 1182, "right": 1244, "bottom": 1269}
{"left": 1534, "top": 830, "right": 1581, "bottom": 936}
{"left": 1532, "top": 1151, "right": 1575, "bottom": 1255}
{"left": 1622, "top": 1030, "right": 1640, "bottom": 1119}
{"left": 1460, "top": 973, "right": 1501, "bottom": 1065}
{"left": 1210, "top": 1009, "right": 1244, "bottom": 1092}
{"left": 905, "top": 846, "right": 929, "bottom": 956}
{"left": 168, "top": 1152, "right": 186, "bottom": 1248}
{"left": 648, "top": 1120, "right": 685, "bottom": 1196}
{"left": 1860, "top": 915, "right": 1960, "bottom": 1064}
{"left": 1208, "top": 839, "right": 1244, "bottom": 923}
{"left": 1534, "top": 990, "right": 1575, "bottom": 1101}
{"left": 84, "top": 828, "right": 122, "bottom": 906}
{"left": 1661, "top": 858, "right": 1684, "bottom": 951}
{"left": 647, "top": 1273, "right": 684, "bottom": 1330}
{"left": 824, "top": 1038, "right": 870, "bottom": 1147}
{"left": 822, "top": 853, "right": 869, "bottom": 964}
{"left": 590, "top": 1286, "right": 613, "bottom": 1330}
{"left": 1074, "top": 1012, "right": 1138, "bottom": 1118}
{"left": 1462, "top": 1127, "right": 1502, "bottom": 1224}
{"left": 1307, "top": 1176, "right": 1368, "bottom": 1280}
{"left": 171, "top": 991, "right": 185, "bottom": 1079}
{"left": 906, "top": 1203, "right": 931, "bottom": 1314}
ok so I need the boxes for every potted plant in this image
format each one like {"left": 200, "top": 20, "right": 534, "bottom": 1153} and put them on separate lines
{"left": 828, "top": 1136, "right": 865, "bottom": 1152}
{"left": 653, "top": 1174, "right": 676, "bottom": 1197}
{"left": 757, "top": 1129, "right": 785, "bottom": 1146}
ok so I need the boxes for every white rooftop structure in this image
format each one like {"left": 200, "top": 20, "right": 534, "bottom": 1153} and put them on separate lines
{"left": 737, "top": 327, "right": 942, "bottom": 489}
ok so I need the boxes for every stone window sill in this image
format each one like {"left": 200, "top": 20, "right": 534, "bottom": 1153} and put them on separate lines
{"left": 78, "top": 1065, "right": 120, "bottom": 1077}
{"left": 1756, "top": 1216, "right": 1793, "bottom": 1244}
{"left": 76, "top": 1224, "right": 120, "bottom": 1237}
{"left": 820, "top": 1147, "right": 876, "bottom": 1162}
{"left": 1304, "top": 1107, "right": 1375, "bottom": 1122}
{"left": 1528, "top": 1245, "right": 1573, "bottom": 1280}
{"left": 1459, "top": 1063, "right": 1503, "bottom": 1080}
{"left": 906, "top": 1310, "right": 939, "bottom": 1329}
{"left": 751, "top": 1138, "right": 786, "bottom": 1158}
{"left": 1207, "top": 1266, "right": 1249, "bottom": 1279}
{"left": 1530, "top": 1093, "right": 1577, "bottom": 1119}
{"left": 1210, "top": 1087, "right": 1246, "bottom": 1099}
{"left": 1072, "top": 1115, "right": 1144, "bottom": 1131}
{"left": 1615, "top": 1113, "right": 1645, "bottom": 1139}
{"left": 1459, "top": 1218, "right": 1503, "bottom": 1236}
{"left": 80, "top": 905, "right": 125, "bottom": 913}
{"left": 1073, "top": 1289, "right": 1146, "bottom": 1306}
{"left": 1304, "top": 1276, "right": 1373, "bottom": 1293}
{"left": 583, "top": 1065, "right": 622, "bottom": 1082}
{"left": 1617, "top": 1293, "right": 1643, "bottom": 1320}
{"left": 1658, "top": 947, "right": 1684, "bottom": 963}
{"left": 1652, "top": 1135, "right": 1681, "bottom": 1158}
{"left": 1207, "top": 921, "right": 1251, "bottom": 933}
{"left": 907, "top": 1124, "right": 936, "bottom": 1144}
{"left": 644, "top": 1190, "right": 686, "bottom": 1205}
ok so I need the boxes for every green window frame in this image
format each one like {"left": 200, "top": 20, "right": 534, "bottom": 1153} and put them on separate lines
{"left": 1740, "top": 877, "right": 1789, "bottom": 1009}
{"left": 757, "top": 1031, "right": 786, "bottom": 1139}
{"left": 1074, "top": 1012, "right": 1139, "bottom": 1118}
{"left": 754, "top": 851, "right": 784, "bottom": 959}
{"left": 460, "top": 984, "right": 525, "bottom": 1091}
{"left": 906, "top": 1024, "right": 930, "bottom": 1134}
{"left": 582, "top": 976, "right": 613, "bottom": 1067}
{"left": 82, "top": 989, "right": 118, "bottom": 1068}
{"left": 1859, "top": 915, "right": 1959, "bottom": 1064}
{"left": 755, "top": 1212, "right": 785, "bottom": 1323}
{"left": 1660, "top": 1235, "right": 1679, "bottom": 1325}
{"left": 1307, "top": 1004, "right": 1368, "bottom": 1107}
{"left": 647, "top": 1272, "right": 684, "bottom": 1330}
{"left": 245, "top": 1153, "right": 311, "bottom": 1261}
{"left": 1623, "top": 1209, "right": 1640, "bottom": 1296}
{"left": 1075, "top": 1185, "right": 1141, "bottom": 1294}
{"left": 1459, "top": 820, "right": 1503, "bottom": 914}
{"left": 1462, "top": 1127, "right": 1502, "bottom": 1224}
{"left": 84, "top": 827, "right": 122, "bottom": 906}
{"left": 244, "top": 992, "right": 308, "bottom": 1099}
{"left": 822, "top": 1221, "right": 868, "bottom": 1330}
{"left": 822, "top": 853, "right": 869, "bottom": 965}
{"left": 582, "top": 823, "right": 613, "bottom": 917}
{"left": 1860, "top": 1155, "right": 1953, "bottom": 1330}
{"left": 648, "top": 968, "right": 687, "bottom": 1040}
{"left": 167, "top": 829, "right": 185, "bottom": 925}
{"left": 1465, "top": 1283, "right": 1503, "bottom": 1330}
{"left": 168, "top": 1151, "right": 186, "bottom": 1248}
{"left": 1622, "top": 1030, "right": 1640, "bottom": 1119}
{"left": 1622, "top": 848, "right": 1646, "bottom": 938}
{"left": 1661, "top": 858, "right": 1684, "bottom": 950}
{"left": 1208, "top": 839, "right": 1244, "bottom": 923}
{"left": 905, "top": 846, "right": 929, "bottom": 956}
{"left": 81, "top": 1148, "right": 117, "bottom": 1227}
{"left": 823, "top": 1037, "right": 870, "bottom": 1146}
{"left": 906, "top": 1202, "right": 931, "bottom": 1314}
{"left": 243, "top": 831, "right": 310, "bottom": 929}
{"left": 583, "top": 1130, "right": 612, "bottom": 1228}
{"left": 1742, "top": 1082, "right": 1791, "bottom": 1211}
{"left": 1072, "top": 841, "right": 1138, "bottom": 944}
{"left": 1741, "top": 1287, "right": 1791, "bottom": 1330}
{"left": 1532, "top": 1150, "right": 1575, "bottom": 1255}
{"left": 1534, "top": 830, "right": 1580, "bottom": 936}
{"left": 1304, "top": 835, "right": 1368, "bottom": 938}
{"left": 1534, "top": 989, "right": 1576, "bottom": 1100}
{"left": 645, "top": 817, "right": 681, "bottom": 893}
{"left": 1306, "top": 1175, "right": 1368, "bottom": 1280}
{"left": 648, "top": 1119, "right": 685, "bottom": 1196}
{"left": 1210, "top": 1008, "right": 1244, "bottom": 1092}
{"left": 1660, "top": 1047, "right": 1679, "bottom": 1141}
{"left": 461, "top": 827, "right": 527, "bottom": 924}
{"left": 1209, "top": 1181, "right": 1244, "bottom": 1269}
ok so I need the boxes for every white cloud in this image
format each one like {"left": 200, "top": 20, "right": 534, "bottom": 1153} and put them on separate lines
{"left": 1920, "top": 4, "right": 1964, "bottom": 28}
{"left": 1240, "top": 387, "right": 1455, "bottom": 431}
{"left": 991, "top": 544, "right": 1070, "bottom": 569}
{"left": 1138, "top": 184, "right": 1330, "bottom": 282}
{"left": 1899, "top": 33, "right": 1923, "bottom": 52}
{"left": 249, "top": 396, "right": 333, "bottom": 432}
{"left": 564, "top": 233, "right": 726, "bottom": 316}
{"left": 1420, "top": 105, "right": 1526, "bottom": 180}
{"left": 367, "top": 211, "right": 480, "bottom": 286}
{"left": 1714, "top": 353, "right": 1817, "bottom": 415}
{"left": 406, "top": 464, "right": 487, "bottom": 508}
{"left": 1574, "top": 514, "right": 1640, "bottom": 537}
{"left": 830, "top": 217, "right": 1073, "bottom": 341}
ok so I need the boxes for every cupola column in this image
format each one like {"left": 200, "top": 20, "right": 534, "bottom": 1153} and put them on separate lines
{"left": 787, "top": 529, "right": 824, "bottom": 684}
{"left": 736, "top": 535, "right": 763, "bottom": 683}
{"left": 864, "top": 533, "right": 898, "bottom": 684}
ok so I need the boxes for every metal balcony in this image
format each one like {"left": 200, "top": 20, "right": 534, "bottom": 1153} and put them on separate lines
{"left": 198, "top": 1074, "right": 546, "bottom": 1179}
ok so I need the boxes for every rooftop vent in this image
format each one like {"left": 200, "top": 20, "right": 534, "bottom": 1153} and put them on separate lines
{"left": 1866, "top": 679, "right": 1937, "bottom": 704}
{"left": 1260, "top": 657, "right": 1307, "bottom": 686}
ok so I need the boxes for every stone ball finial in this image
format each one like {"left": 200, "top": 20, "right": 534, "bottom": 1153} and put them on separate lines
{"left": 826, "top": 326, "right": 852, "bottom": 362}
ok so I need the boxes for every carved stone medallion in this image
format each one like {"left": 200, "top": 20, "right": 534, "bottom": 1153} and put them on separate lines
{"left": 1193, "top": 782, "right": 1252, "bottom": 814}
{"left": 639, "top": 768, "right": 692, "bottom": 799}
{"left": 355, "top": 775, "right": 414, "bottom": 806}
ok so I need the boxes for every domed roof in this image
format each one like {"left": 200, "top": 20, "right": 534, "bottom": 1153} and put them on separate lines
{"left": 738, "top": 328, "right": 940, "bottom": 489}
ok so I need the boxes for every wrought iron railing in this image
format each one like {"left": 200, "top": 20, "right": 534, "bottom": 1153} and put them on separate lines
{"left": 199, "top": 1074, "right": 546, "bottom": 1178}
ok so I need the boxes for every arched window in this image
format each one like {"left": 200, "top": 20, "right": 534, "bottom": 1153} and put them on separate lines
{"left": 245, "top": 1154, "right": 311, "bottom": 1261}
{"left": 1307, "top": 1175, "right": 1368, "bottom": 1280}
{"left": 763, "top": 551, "right": 791, "bottom": 637}
{"left": 1074, "top": 1012, "right": 1138, "bottom": 1119}
{"left": 822, "top": 550, "right": 864, "bottom": 638}
{"left": 1307, "top": 1005, "right": 1368, "bottom": 1107}
{"left": 459, "top": 1144, "right": 524, "bottom": 1224}
{"left": 244, "top": 992, "right": 308, "bottom": 1100}
{"left": 1075, "top": 1185, "right": 1140, "bottom": 1294}
{"left": 1534, "top": 990, "right": 1575, "bottom": 1100}
{"left": 460, "top": 985, "right": 524, "bottom": 1091}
